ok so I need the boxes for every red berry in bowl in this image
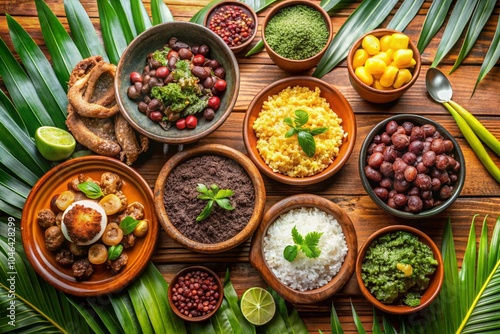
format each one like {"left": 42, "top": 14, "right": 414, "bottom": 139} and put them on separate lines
{"left": 186, "top": 115, "right": 198, "bottom": 129}
{"left": 130, "top": 72, "right": 142, "bottom": 83}
{"left": 149, "top": 111, "right": 163, "bottom": 122}
{"left": 214, "top": 79, "right": 227, "bottom": 92}
{"left": 176, "top": 118, "right": 186, "bottom": 130}
{"left": 156, "top": 66, "right": 170, "bottom": 79}
{"left": 208, "top": 96, "right": 220, "bottom": 110}
{"left": 193, "top": 54, "right": 205, "bottom": 66}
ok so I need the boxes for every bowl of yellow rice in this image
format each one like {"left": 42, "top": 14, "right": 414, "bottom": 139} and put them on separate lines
{"left": 243, "top": 76, "right": 356, "bottom": 185}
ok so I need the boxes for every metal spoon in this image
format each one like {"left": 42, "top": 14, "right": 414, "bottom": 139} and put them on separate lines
{"left": 426, "top": 68, "right": 500, "bottom": 157}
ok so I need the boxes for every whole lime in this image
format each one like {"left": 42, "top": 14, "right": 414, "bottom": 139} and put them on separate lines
{"left": 35, "top": 126, "right": 76, "bottom": 161}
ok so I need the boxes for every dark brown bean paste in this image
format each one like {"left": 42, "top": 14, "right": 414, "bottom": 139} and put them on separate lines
{"left": 164, "top": 155, "right": 255, "bottom": 243}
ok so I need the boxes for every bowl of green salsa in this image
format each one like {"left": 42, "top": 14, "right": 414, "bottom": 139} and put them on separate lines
{"left": 355, "top": 225, "right": 444, "bottom": 314}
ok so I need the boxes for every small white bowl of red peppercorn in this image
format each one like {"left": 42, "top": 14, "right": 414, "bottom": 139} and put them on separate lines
{"left": 204, "top": 1, "right": 258, "bottom": 54}
{"left": 168, "top": 266, "right": 224, "bottom": 321}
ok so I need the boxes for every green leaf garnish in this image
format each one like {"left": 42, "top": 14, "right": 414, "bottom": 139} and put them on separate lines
{"left": 108, "top": 244, "right": 123, "bottom": 261}
{"left": 196, "top": 183, "right": 234, "bottom": 222}
{"left": 119, "top": 216, "right": 140, "bottom": 235}
{"left": 284, "top": 110, "right": 328, "bottom": 158}
{"left": 77, "top": 181, "right": 104, "bottom": 199}
{"left": 283, "top": 226, "right": 323, "bottom": 262}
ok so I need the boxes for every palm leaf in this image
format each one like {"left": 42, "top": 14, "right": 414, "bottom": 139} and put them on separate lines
{"left": 109, "top": 0, "right": 136, "bottom": 44}
{"left": 223, "top": 269, "right": 256, "bottom": 334}
{"left": 128, "top": 287, "right": 154, "bottom": 334}
{"left": 0, "top": 89, "right": 27, "bottom": 134}
{"left": 477, "top": 216, "right": 490, "bottom": 294}
{"left": 108, "top": 293, "right": 141, "bottom": 333}
{"left": 416, "top": 0, "right": 453, "bottom": 53}
{"left": 67, "top": 299, "right": 108, "bottom": 334}
{"left": 243, "top": 0, "right": 277, "bottom": 12}
{"left": 151, "top": 0, "right": 174, "bottom": 25}
{"left": 472, "top": 14, "right": 500, "bottom": 94}
{"left": 319, "top": 0, "right": 344, "bottom": 14}
{"left": 350, "top": 300, "right": 366, "bottom": 334}
{"left": 64, "top": 0, "right": 110, "bottom": 62}
{"left": 130, "top": 0, "right": 152, "bottom": 34}
{"left": 488, "top": 217, "right": 500, "bottom": 271}
{"left": 271, "top": 288, "right": 308, "bottom": 334}
{"left": 459, "top": 217, "right": 478, "bottom": 316}
{"left": 257, "top": 289, "right": 287, "bottom": 333}
{"left": 386, "top": 0, "right": 425, "bottom": 32}
{"left": 35, "top": 0, "right": 82, "bottom": 89}
{"left": 97, "top": 0, "right": 129, "bottom": 65}
{"left": 431, "top": 0, "right": 478, "bottom": 68}
{"left": 87, "top": 298, "right": 123, "bottom": 334}
{"left": 330, "top": 303, "right": 344, "bottom": 334}
{"left": 371, "top": 308, "right": 382, "bottom": 334}
{"left": 0, "top": 167, "right": 31, "bottom": 200}
{"left": 312, "top": 0, "right": 399, "bottom": 78}
{"left": 0, "top": 197, "right": 22, "bottom": 219}
{"left": 0, "top": 145, "right": 41, "bottom": 187}
{"left": 382, "top": 314, "right": 397, "bottom": 334}
{"left": 450, "top": 0, "right": 496, "bottom": 74}
{"left": 210, "top": 299, "right": 241, "bottom": 333}
{"left": 7, "top": 14, "right": 67, "bottom": 129}
{"left": 0, "top": 38, "right": 55, "bottom": 136}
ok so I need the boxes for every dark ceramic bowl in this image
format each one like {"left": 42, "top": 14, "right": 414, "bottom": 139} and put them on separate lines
{"left": 262, "top": 0, "right": 333, "bottom": 73}
{"left": 153, "top": 144, "right": 266, "bottom": 253}
{"left": 168, "top": 266, "right": 224, "bottom": 322}
{"left": 356, "top": 225, "right": 444, "bottom": 314}
{"left": 347, "top": 29, "right": 421, "bottom": 103}
{"left": 249, "top": 194, "right": 357, "bottom": 304}
{"left": 115, "top": 21, "right": 240, "bottom": 145}
{"left": 359, "top": 114, "right": 465, "bottom": 219}
{"left": 204, "top": 1, "right": 258, "bottom": 54}
{"left": 21, "top": 156, "right": 159, "bottom": 296}
{"left": 243, "top": 76, "right": 356, "bottom": 185}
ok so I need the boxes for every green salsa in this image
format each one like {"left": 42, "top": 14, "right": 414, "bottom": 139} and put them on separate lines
{"left": 361, "top": 231, "right": 438, "bottom": 307}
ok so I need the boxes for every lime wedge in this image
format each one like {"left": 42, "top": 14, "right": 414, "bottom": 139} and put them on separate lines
{"left": 35, "top": 126, "right": 76, "bottom": 161}
{"left": 240, "top": 287, "right": 276, "bottom": 326}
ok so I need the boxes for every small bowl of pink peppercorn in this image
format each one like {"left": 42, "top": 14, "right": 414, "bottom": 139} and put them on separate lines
{"left": 168, "top": 266, "right": 224, "bottom": 322}
{"left": 204, "top": 1, "right": 258, "bottom": 54}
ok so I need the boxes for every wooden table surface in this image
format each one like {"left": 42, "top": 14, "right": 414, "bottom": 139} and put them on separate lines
{"left": 1, "top": 1, "right": 499, "bottom": 332}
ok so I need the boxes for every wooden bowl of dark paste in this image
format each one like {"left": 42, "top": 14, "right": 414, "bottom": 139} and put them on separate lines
{"left": 154, "top": 144, "right": 266, "bottom": 253}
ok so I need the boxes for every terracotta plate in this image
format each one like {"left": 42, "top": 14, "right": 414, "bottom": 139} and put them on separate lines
{"left": 21, "top": 156, "right": 159, "bottom": 297}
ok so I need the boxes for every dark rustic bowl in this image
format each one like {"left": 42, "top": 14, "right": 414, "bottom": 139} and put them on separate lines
{"left": 153, "top": 144, "right": 266, "bottom": 253}
{"left": 359, "top": 114, "right": 465, "bottom": 219}
{"left": 262, "top": 0, "right": 333, "bottom": 73}
{"left": 356, "top": 225, "right": 444, "bottom": 314}
{"left": 21, "top": 156, "right": 159, "bottom": 297}
{"left": 243, "top": 76, "right": 356, "bottom": 185}
{"left": 347, "top": 29, "right": 421, "bottom": 103}
{"left": 204, "top": 1, "right": 258, "bottom": 54}
{"left": 167, "top": 266, "right": 224, "bottom": 322}
{"left": 115, "top": 21, "right": 240, "bottom": 145}
{"left": 249, "top": 194, "right": 357, "bottom": 304}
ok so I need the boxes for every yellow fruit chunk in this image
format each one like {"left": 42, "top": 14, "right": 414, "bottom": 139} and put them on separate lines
{"left": 396, "top": 57, "right": 417, "bottom": 69}
{"left": 372, "top": 79, "right": 391, "bottom": 90}
{"left": 390, "top": 33, "right": 410, "bottom": 50}
{"left": 362, "top": 34, "right": 380, "bottom": 55}
{"left": 355, "top": 66, "right": 374, "bottom": 86}
{"left": 380, "top": 34, "right": 392, "bottom": 51}
{"left": 99, "top": 194, "right": 122, "bottom": 215}
{"left": 397, "top": 262, "right": 413, "bottom": 277}
{"left": 353, "top": 48, "right": 369, "bottom": 69}
{"left": 393, "top": 69, "right": 412, "bottom": 88}
{"left": 365, "top": 57, "right": 386, "bottom": 75}
{"left": 380, "top": 65, "right": 399, "bottom": 88}
{"left": 373, "top": 51, "right": 391, "bottom": 66}
{"left": 393, "top": 49, "right": 414, "bottom": 67}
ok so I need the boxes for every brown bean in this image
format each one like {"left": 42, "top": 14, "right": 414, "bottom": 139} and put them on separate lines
{"left": 364, "top": 166, "right": 382, "bottom": 182}
{"left": 178, "top": 48, "right": 193, "bottom": 60}
{"left": 391, "top": 133, "right": 410, "bottom": 150}
{"left": 191, "top": 66, "right": 210, "bottom": 80}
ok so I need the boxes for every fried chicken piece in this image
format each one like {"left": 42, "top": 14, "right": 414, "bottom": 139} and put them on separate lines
{"left": 63, "top": 204, "right": 103, "bottom": 245}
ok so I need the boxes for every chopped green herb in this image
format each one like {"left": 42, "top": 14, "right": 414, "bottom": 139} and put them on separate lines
{"left": 108, "top": 244, "right": 123, "bottom": 261}
{"left": 284, "top": 109, "right": 328, "bottom": 157}
{"left": 119, "top": 216, "right": 140, "bottom": 235}
{"left": 152, "top": 46, "right": 170, "bottom": 66}
{"left": 77, "top": 181, "right": 104, "bottom": 199}
{"left": 283, "top": 226, "right": 323, "bottom": 262}
{"left": 196, "top": 183, "right": 234, "bottom": 222}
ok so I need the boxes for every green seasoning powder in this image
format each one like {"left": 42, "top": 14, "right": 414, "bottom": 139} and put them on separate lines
{"left": 361, "top": 231, "right": 438, "bottom": 307}
{"left": 265, "top": 5, "right": 329, "bottom": 60}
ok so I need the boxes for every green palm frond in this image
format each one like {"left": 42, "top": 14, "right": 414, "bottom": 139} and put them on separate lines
{"left": 151, "top": 0, "right": 174, "bottom": 25}
{"left": 130, "top": 0, "right": 152, "bottom": 34}
{"left": 386, "top": 0, "right": 425, "bottom": 32}
{"left": 97, "top": 0, "right": 129, "bottom": 65}
{"left": 330, "top": 302, "right": 344, "bottom": 334}
{"left": 416, "top": 0, "right": 453, "bottom": 53}
{"left": 350, "top": 299, "right": 367, "bottom": 334}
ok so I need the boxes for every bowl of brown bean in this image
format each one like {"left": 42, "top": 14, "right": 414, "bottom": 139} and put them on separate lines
{"left": 204, "top": 1, "right": 258, "bottom": 54}
{"left": 359, "top": 114, "right": 465, "bottom": 219}
{"left": 167, "top": 266, "right": 223, "bottom": 321}
{"left": 115, "top": 21, "right": 240, "bottom": 145}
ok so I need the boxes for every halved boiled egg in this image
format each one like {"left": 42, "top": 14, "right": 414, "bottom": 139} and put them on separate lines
{"left": 61, "top": 200, "right": 108, "bottom": 246}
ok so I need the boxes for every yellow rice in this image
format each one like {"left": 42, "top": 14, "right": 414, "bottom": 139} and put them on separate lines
{"left": 253, "top": 86, "right": 345, "bottom": 178}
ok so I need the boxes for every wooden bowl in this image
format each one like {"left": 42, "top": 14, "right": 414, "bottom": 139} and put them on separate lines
{"left": 154, "top": 144, "right": 266, "bottom": 253}
{"left": 355, "top": 225, "right": 444, "bottom": 314}
{"left": 21, "top": 156, "right": 159, "bottom": 297}
{"left": 115, "top": 21, "right": 240, "bottom": 145}
{"left": 204, "top": 1, "right": 258, "bottom": 54}
{"left": 262, "top": 0, "right": 333, "bottom": 73}
{"left": 243, "top": 76, "right": 356, "bottom": 185}
{"left": 167, "top": 266, "right": 223, "bottom": 322}
{"left": 249, "top": 194, "right": 357, "bottom": 304}
{"left": 347, "top": 29, "right": 421, "bottom": 103}
{"left": 359, "top": 114, "right": 465, "bottom": 219}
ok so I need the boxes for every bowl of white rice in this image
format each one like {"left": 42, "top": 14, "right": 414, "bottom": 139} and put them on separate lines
{"left": 249, "top": 194, "right": 357, "bottom": 304}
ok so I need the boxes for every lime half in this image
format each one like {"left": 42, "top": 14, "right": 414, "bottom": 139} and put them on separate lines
{"left": 35, "top": 126, "right": 76, "bottom": 161}
{"left": 240, "top": 287, "right": 276, "bottom": 326}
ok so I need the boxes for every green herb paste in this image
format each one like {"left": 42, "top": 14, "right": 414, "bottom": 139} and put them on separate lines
{"left": 361, "top": 231, "right": 438, "bottom": 306}
{"left": 264, "top": 5, "right": 329, "bottom": 60}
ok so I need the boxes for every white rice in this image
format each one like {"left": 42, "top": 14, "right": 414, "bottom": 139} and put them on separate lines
{"left": 262, "top": 207, "right": 348, "bottom": 291}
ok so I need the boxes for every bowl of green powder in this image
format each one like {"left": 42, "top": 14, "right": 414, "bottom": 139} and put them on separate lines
{"left": 262, "top": 0, "right": 333, "bottom": 73}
